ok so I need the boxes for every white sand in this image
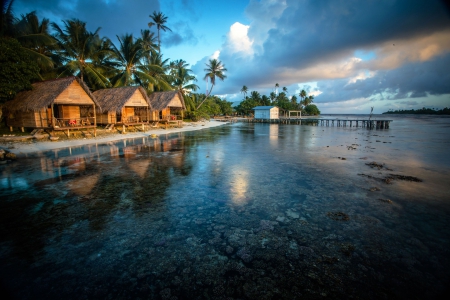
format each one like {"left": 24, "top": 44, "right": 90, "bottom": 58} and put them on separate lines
{"left": 1, "top": 120, "right": 228, "bottom": 156}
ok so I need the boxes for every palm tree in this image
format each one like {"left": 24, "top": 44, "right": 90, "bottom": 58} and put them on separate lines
{"left": 240, "top": 85, "right": 248, "bottom": 98}
{"left": 290, "top": 95, "right": 297, "bottom": 105}
{"left": 304, "top": 95, "right": 314, "bottom": 106}
{"left": 250, "top": 90, "right": 261, "bottom": 102}
{"left": 275, "top": 83, "right": 279, "bottom": 95}
{"left": 15, "top": 11, "right": 56, "bottom": 72}
{"left": 144, "top": 51, "right": 172, "bottom": 91}
{"left": 299, "top": 89, "right": 307, "bottom": 102}
{"left": 282, "top": 86, "right": 288, "bottom": 94}
{"left": 198, "top": 58, "right": 227, "bottom": 109}
{"left": 169, "top": 59, "right": 189, "bottom": 77}
{"left": 148, "top": 11, "right": 171, "bottom": 51}
{"left": 261, "top": 95, "right": 270, "bottom": 106}
{"left": 172, "top": 65, "right": 199, "bottom": 94}
{"left": 1, "top": 5, "right": 55, "bottom": 75}
{"left": 52, "top": 19, "right": 110, "bottom": 88}
{"left": 85, "top": 38, "right": 117, "bottom": 89}
{"left": 139, "top": 29, "right": 158, "bottom": 63}
{"left": 269, "top": 91, "right": 276, "bottom": 104}
{"left": 1, "top": 0, "right": 16, "bottom": 37}
{"left": 109, "top": 33, "right": 165, "bottom": 90}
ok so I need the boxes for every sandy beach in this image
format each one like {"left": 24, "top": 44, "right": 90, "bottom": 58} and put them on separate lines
{"left": 0, "top": 120, "right": 227, "bottom": 156}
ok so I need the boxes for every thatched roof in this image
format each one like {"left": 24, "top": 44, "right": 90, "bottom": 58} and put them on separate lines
{"left": 4, "top": 76, "right": 98, "bottom": 112}
{"left": 93, "top": 86, "right": 151, "bottom": 113}
{"left": 148, "top": 90, "right": 186, "bottom": 111}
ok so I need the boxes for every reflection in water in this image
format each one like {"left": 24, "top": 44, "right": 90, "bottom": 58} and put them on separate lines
{"left": 66, "top": 174, "right": 100, "bottom": 196}
{"left": 1, "top": 118, "right": 450, "bottom": 299}
{"left": 230, "top": 168, "right": 249, "bottom": 206}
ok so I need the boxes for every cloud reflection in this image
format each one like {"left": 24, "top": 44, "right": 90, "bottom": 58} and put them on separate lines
{"left": 230, "top": 169, "right": 249, "bottom": 206}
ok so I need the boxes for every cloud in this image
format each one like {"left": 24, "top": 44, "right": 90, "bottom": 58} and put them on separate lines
{"left": 163, "top": 21, "right": 198, "bottom": 47}
{"left": 314, "top": 52, "right": 450, "bottom": 104}
{"left": 223, "top": 22, "right": 253, "bottom": 56}
{"left": 191, "top": 0, "right": 450, "bottom": 111}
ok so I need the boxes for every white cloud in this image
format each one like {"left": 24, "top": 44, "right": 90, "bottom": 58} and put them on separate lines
{"left": 225, "top": 22, "right": 254, "bottom": 56}
{"left": 211, "top": 50, "right": 220, "bottom": 60}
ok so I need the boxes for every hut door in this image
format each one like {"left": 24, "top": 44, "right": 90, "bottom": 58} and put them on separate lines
{"left": 125, "top": 107, "right": 134, "bottom": 122}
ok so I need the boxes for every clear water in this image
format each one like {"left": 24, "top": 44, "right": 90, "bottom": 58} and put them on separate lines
{"left": 1, "top": 115, "right": 449, "bottom": 299}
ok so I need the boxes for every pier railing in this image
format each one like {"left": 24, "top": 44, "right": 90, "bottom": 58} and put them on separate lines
{"left": 244, "top": 118, "right": 392, "bottom": 129}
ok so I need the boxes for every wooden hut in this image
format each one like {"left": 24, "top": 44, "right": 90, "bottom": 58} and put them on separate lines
{"left": 148, "top": 90, "right": 186, "bottom": 121}
{"left": 93, "top": 86, "right": 152, "bottom": 129}
{"left": 253, "top": 106, "right": 279, "bottom": 119}
{"left": 4, "top": 76, "right": 99, "bottom": 136}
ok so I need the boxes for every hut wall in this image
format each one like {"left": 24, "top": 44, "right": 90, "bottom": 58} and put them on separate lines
{"left": 167, "top": 96, "right": 183, "bottom": 108}
{"left": 135, "top": 107, "right": 149, "bottom": 121}
{"left": 96, "top": 112, "right": 116, "bottom": 124}
{"left": 7, "top": 109, "right": 50, "bottom": 128}
{"left": 124, "top": 91, "right": 149, "bottom": 107}
{"left": 149, "top": 111, "right": 159, "bottom": 121}
{"left": 54, "top": 81, "right": 95, "bottom": 105}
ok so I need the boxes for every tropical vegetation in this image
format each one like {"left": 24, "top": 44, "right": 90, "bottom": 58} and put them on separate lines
{"left": 0, "top": 0, "right": 233, "bottom": 119}
{"left": 234, "top": 87, "right": 320, "bottom": 116}
{"left": 382, "top": 107, "right": 450, "bottom": 115}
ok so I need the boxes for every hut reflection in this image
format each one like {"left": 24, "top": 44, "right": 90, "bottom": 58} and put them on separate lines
{"left": 66, "top": 174, "right": 100, "bottom": 195}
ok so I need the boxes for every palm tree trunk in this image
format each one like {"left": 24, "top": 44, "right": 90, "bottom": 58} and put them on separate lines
{"left": 157, "top": 29, "right": 161, "bottom": 51}
{"left": 196, "top": 85, "right": 214, "bottom": 110}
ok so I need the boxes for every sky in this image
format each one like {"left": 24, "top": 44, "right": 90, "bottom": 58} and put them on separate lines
{"left": 11, "top": 0, "right": 450, "bottom": 114}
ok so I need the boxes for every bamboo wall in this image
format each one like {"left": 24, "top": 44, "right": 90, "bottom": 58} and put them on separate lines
{"left": 124, "top": 91, "right": 149, "bottom": 107}
{"left": 167, "top": 95, "right": 183, "bottom": 108}
{"left": 96, "top": 112, "right": 116, "bottom": 124}
{"left": 54, "top": 81, "right": 95, "bottom": 105}
{"left": 7, "top": 109, "right": 50, "bottom": 128}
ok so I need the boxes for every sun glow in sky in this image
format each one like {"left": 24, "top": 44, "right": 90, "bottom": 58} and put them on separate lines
{"left": 13, "top": 0, "right": 450, "bottom": 114}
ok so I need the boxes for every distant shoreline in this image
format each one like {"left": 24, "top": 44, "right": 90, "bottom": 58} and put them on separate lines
{"left": 382, "top": 107, "right": 450, "bottom": 115}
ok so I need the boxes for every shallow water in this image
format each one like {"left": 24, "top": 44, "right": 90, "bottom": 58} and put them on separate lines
{"left": 1, "top": 115, "right": 450, "bottom": 299}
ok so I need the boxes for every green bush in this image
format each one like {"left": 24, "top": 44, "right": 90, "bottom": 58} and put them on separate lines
{"left": 304, "top": 104, "right": 321, "bottom": 115}
{"left": 0, "top": 38, "right": 40, "bottom": 103}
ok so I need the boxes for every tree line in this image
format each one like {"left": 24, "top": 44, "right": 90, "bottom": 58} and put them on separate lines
{"left": 234, "top": 84, "right": 320, "bottom": 116}
{"left": 382, "top": 107, "right": 450, "bottom": 115}
{"left": 0, "top": 0, "right": 231, "bottom": 121}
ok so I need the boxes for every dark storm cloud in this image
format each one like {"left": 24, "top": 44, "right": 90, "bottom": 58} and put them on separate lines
{"left": 14, "top": 0, "right": 160, "bottom": 40}
{"left": 314, "top": 52, "right": 450, "bottom": 103}
{"left": 259, "top": 0, "right": 450, "bottom": 70}
{"left": 209, "top": 0, "right": 450, "bottom": 101}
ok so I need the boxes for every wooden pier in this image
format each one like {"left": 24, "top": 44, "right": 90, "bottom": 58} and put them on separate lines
{"left": 243, "top": 118, "right": 392, "bottom": 129}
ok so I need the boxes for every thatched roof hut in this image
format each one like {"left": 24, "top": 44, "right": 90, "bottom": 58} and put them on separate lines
{"left": 93, "top": 86, "right": 151, "bottom": 113}
{"left": 148, "top": 90, "right": 186, "bottom": 120}
{"left": 148, "top": 90, "right": 186, "bottom": 111}
{"left": 4, "top": 77, "right": 99, "bottom": 135}
{"left": 93, "top": 86, "right": 152, "bottom": 125}
{"left": 4, "top": 76, "right": 98, "bottom": 112}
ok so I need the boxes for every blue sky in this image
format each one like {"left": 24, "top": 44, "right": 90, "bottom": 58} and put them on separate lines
{"left": 12, "top": 0, "right": 450, "bottom": 114}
